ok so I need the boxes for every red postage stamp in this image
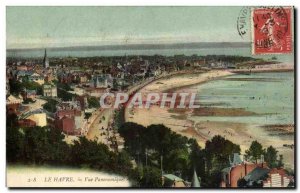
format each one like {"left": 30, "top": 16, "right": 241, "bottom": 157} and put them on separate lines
{"left": 252, "top": 7, "right": 293, "bottom": 55}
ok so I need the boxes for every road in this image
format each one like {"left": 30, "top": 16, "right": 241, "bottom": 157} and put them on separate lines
{"left": 83, "top": 73, "right": 178, "bottom": 150}
{"left": 85, "top": 108, "right": 115, "bottom": 146}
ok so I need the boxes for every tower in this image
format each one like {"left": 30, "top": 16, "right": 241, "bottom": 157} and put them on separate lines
{"left": 43, "top": 49, "right": 49, "bottom": 68}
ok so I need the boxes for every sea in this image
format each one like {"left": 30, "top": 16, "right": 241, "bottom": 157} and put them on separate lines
{"left": 184, "top": 71, "right": 294, "bottom": 169}
{"left": 190, "top": 72, "right": 294, "bottom": 126}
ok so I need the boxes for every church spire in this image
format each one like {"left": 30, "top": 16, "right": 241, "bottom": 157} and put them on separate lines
{"left": 43, "top": 49, "right": 49, "bottom": 68}
{"left": 191, "top": 168, "right": 201, "bottom": 188}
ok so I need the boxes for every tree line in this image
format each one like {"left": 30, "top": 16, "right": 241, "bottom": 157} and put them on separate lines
{"left": 6, "top": 116, "right": 285, "bottom": 187}
{"left": 119, "top": 122, "right": 286, "bottom": 187}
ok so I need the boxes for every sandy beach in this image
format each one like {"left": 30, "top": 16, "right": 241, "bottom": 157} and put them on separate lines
{"left": 124, "top": 69, "right": 295, "bottom": 169}
{"left": 139, "top": 70, "right": 234, "bottom": 93}
{"left": 125, "top": 70, "right": 235, "bottom": 148}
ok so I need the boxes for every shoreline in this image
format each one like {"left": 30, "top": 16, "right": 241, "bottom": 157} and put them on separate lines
{"left": 139, "top": 70, "right": 235, "bottom": 93}
{"left": 230, "top": 67, "right": 294, "bottom": 73}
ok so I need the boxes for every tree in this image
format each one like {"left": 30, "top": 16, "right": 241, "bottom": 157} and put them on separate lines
{"left": 116, "top": 151, "right": 133, "bottom": 174}
{"left": 22, "top": 81, "right": 42, "bottom": 94}
{"left": 22, "top": 126, "right": 52, "bottom": 164}
{"left": 205, "top": 135, "right": 241, "bottom": 170}
{"left": 144, "top": 124, "right": 172, "bottom": 154}
{"left": 42, "top": 98, "right": 58, "bottom": 113}
{"left": 165, "top": 148, "right": 190, "bottom": 174}
{"left": 204, "top": 135, "right": 241, "bottom": 187}
{"left": 119, "top": 123, "right": 191, "bottom": 165}
{"left": 119, "top": 122, "right": 146, "bottom": 158}
{"left": 237, "top": 178, "right": 248, "bottom": 187}
{"left": 46, "top": 127, "right": 71, "bottom": 164}
{"left": 6, "top": 125, "right": 135, "bottom": 180}
{"left": 88, "top": 97, "right": 100, "bottom": 108}
{"left": 7, "top": 127, "right": 24, "bottom": 162}
{"left": 245, "top": 140, "right": 265, "bottom": 163}
{"left": 57, "top": 82, "right": 73, "bottom": 91}
{"left": 23, "top": 98, "right": 35, "bottom": 104}
{"left": 6, "top": 113, "right": 18, "bottom": 128}
{"left": 140, "top": 166, "right": 162, "bottom": 187}
{"left": 264, "top": 146, "right": 278, "bottom": 168}
{"left": 119, "top": 123, "right": 206, "bottom": 183}
{"left": 70, "top": 137, "right": 113, "bottom": 170}
{"left": 277, "top": 154, "right": 284, "bottom": 168}
{"left": 57, "top": 88, "right": 75, "bottom": 101}
{"left": 8, "top": 79, "right": 23, "bottom": 96}
{"left": 84, "top": 112, "right": 92, "bottom": 120}
{"left": 112, "top": 78, "right": 119, "bottom": 90}
{"left": 189, "top": 139, "right": 205, "bottom": 184}
{"left": 129, "top": 167, "right": 143, "bottom": 187}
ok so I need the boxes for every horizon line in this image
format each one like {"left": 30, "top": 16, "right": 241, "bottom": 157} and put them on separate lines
{"left": 7, "top": 41, "right": 251, "bottom": 52}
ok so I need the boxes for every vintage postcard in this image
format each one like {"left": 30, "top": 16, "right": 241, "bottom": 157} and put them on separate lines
{"left": 6, "top": 6, "right": 295, "bottom": 188}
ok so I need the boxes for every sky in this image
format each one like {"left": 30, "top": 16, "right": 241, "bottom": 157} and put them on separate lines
{"left": 6, "top": 6, "right": 249, "bottom": 49}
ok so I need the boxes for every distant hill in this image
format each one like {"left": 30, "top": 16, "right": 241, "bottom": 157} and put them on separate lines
{"left": 8, "top": 42, "right": 250, "bottom": 52}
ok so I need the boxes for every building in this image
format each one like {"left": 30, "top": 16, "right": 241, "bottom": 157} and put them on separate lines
{"left": 110, "top": 63, "right": 125, "bottom": 78}
{"left": 57, "top": 101, "right": 82, "bottom": 111}
{"left": 162, "top": 174, "right": 187, "bottom": 188}
{"left": 241, "top": 167, "right": 270, "bottom": 187}
{"left": 243, "top": 168, "right": 293, "bottom": 188}
{"left": 15, "top": 70, "right": 34, "bottom": 81}
{"left": 44, "top": 72, "right": 56, "bottom": 83}
{"left": 71, "top": 73, "right": 90, "bottom": 83}
{"left": 192, "top": 59, "right": 206, "bottom": 67}
{"left": 75, "top": 95, "right": 88, "bottom": 110}
{"left": 57, "top": 72, "right": 73, "bottom": 84}
{"left": 91, "top": 74, "right": 113, "bottom": 88}
{"left": 220, "top": 153, "right": 294, "bottom": 188}
{"left": 18, "top": 119, "right": 36, "bottom": 127}
{"left": 264, "top": 168, "right": 293, "bottom": 187}
{"left": 56, "top": 116, "right": 76, "bottom": 135}
{"left": 23, "top": 109, "right": 47, "bottom": 127}
{"left": 43, "top": 84, "right": 57, "bottom": 97}
{"left": 7, "top": 103, "right": 22, "bottom": 116}
{"left": 16, "top": 65, "right": 29, "bottom": 71}
{"left": 84, "top": 87, "right": 109, "bottom": 97}
{"left": 152, "top": 66, "right": 162, "bottom": 76}
{"left": 138, "top": 60, "right": 150, "bottom": 76}
{"left": 7, "top": 95, "right": 23, "bottom": 105}
{"left": 43, "top": 49, "right": 49, "bottom": 68}
{"left": 22, "top": 89, "right": 37, "bottom": 100}
{"left": 28, "top": 72, "right": 45, "bottom": 85}
{"left": 55, "top": 109, "right": 84, "bottom": 135}
{"left": 220, "top": 153, "right": 267, "bottom": 188}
